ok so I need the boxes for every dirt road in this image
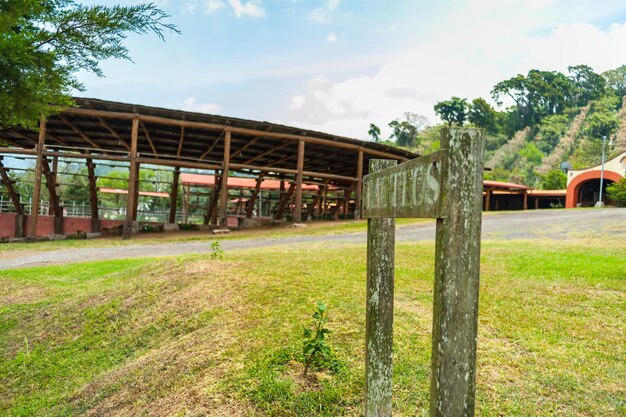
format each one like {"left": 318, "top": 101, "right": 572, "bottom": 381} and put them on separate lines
{"left": 1, "top": 208, "right": 624, "bottom": 270}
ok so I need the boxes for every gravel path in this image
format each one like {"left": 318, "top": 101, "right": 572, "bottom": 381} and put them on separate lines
{"left": 1, "top": 208, "right": 624, "bottom": 270}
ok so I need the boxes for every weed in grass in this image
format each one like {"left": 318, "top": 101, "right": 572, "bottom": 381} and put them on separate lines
{"left": 210, "top": 241, "right": 223, "bottom": 260}
{"left": 302, "top": 301, "right": 333, "bottom": 375}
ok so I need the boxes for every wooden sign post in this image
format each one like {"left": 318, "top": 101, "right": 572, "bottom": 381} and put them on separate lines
{"left": 362, "top": 127, "right": 485, "bottom": 417}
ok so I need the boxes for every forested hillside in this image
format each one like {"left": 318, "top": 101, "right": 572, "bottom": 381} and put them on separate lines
{"left": 371, "top": 65, "right": 626, "bottom": 189}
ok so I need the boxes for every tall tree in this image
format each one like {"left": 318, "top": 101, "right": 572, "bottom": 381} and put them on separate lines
{"left": 582, "top": 97, "right": 620, "bottom": 139}
{"left": 0, "top": 1, "right": 179, "bottom": 129}
{"left": 468, "top": 98, "right": 498, "bottom": 134}
{"left": 568, "top": 65, "right": 606, "bottom": 107}
{"left": 388, "top": 112, "right": 428, "bottom": 148}
{"left": 492, "top": 70, "right": 573, "bottom": 127}
{"left": 368, "top": 123, "right": 382, "bottom": 142}
{"left": 434, "top": 97, "right": 468, "bottom": 126}
{"left": 602, "top": 65, "right": 626, "bottom": 99}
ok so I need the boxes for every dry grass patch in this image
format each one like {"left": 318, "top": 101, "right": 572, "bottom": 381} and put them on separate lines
{"left": 70, "top": 260, "right": 258, "bottom": 417}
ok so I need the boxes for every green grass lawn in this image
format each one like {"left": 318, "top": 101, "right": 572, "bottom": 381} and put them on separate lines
{"left": 1, "top": 239, "right": 624, "bottom": 416}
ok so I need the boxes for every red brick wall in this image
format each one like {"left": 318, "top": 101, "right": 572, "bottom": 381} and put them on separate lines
{"left": 0, "top": 213, "right": 125, "bottom": 237}
{"left": 100, "top": 219, "right": 124, "bottom": 230}
{"left": 24, "top": 215, "right": 55, "bottom": 237}
{"left": 0, "top": 213, "right": 17, "bottom": 238}
{"left": 63, "top": 217, "right": 92, "bottom": 234}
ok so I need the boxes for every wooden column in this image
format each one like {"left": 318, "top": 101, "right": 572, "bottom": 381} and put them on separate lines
{"left": 484, "top": 188, "right": 491, "bottom": 211}
{"left": 293, "top": 140, "right": 305, "bottom": 223}
{"left": 169, "top": 167, "right": 180, "bottom": 224}
{"left": 355, "top": 149, "right": 364, "bottom": 219}
{"left": 132, "top": 163, "right": 140, "bottom": 221}
{"left": 207, "top": 175, "right": 222, "bottom": 225}
{"left": 29, "top": 117, "right": 46, "bottom": 238}
{"left": 219, "top": 130, "right": 231, "bottom": 228}
{"left": 430, "top": 128, "right": 485, "bottom": 417}
{"left": 0, "top": 159, "right": 22, "bottom": 214}
{"left": 364, "top": 159, "right": 397, "bottom": 416}
{"left": 305, "top": 194, "right": 319, "bottom": 220}
{"left": 274, "top": 182, "right": 295, "bottom": 220}
{"left": 523, "top": 191, "right": 528, "bottom": 210}
{"left": 122, "top": 118, "right": 139, "bottom": 239}
{"left": 0, "top": 159, "right": 25, "bottom": 237}
{"left": 48, "top": 156, "right": 58, "bottom": 215}
{"left": 314, "top": 184, "right": 325, "bottom": 217}
{"left": 42, "top": 159, "right": 63, "bottom": 234}
{"left": 246, "top": 173, "right": 264, "bottom": 218}
{"left": 86, "top": 156, "right": 100, "bottom": 232}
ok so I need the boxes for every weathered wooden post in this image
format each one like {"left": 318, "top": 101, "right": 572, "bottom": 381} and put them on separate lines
{"left": 362, "top": 127, "right": 484, "bottom": 417}
{"left": 364, "top": 159, "right": 397, "bottom": 416}
{"left": 430, "top": 128, "right": 484, "bottom": 417}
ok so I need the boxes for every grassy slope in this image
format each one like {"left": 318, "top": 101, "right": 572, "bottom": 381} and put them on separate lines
{"left": 0, "top": 240, "right": 625, "bottom": 416}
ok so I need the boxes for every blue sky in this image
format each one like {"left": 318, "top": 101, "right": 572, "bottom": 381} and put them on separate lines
{"left": 78, "top": 0, "right": 626, "bottom": 139}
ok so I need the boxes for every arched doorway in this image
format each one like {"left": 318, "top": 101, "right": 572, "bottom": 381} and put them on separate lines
{"left": 566, "top": 170, "right": 623, "bottom": 208}
{"left": 575, "top": 178, "right": 615, "bottom": 206}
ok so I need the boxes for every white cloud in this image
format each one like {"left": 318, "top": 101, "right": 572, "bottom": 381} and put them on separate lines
{"left": 181, "top": 97, "right": 221, "bottom": 113}
{"left": 229, "top": 0, "right": 265, "bottom": 18}
{"left": 205, "top": 0, "right": 226, "bottom": 13}
{"left": 326, "top": 32, "right": 337, "bottom": 43}
{"left": 289, "top": 95, "right": 306, "bottom": 109}
{"left": 183, "top": 1, "right": 198, "bottom": 13}
{"left": 285, "top": 9, "right": 626, "bottom": 140}
{"left": 309, "top": 0, "right": 341, "bottom": 23}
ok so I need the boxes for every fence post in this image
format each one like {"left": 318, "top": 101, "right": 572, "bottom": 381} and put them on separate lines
{"left": 430, "top": 127, "right": 485, "bottom": 417}
{"left": 365, "top": 158, "right": 397, "bottom": 417}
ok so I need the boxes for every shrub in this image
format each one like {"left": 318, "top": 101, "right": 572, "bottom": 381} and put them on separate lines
{"left": 66, "top": 231, "right": 87, "bottom": 240}
{"left": 140, "top": 224, "right": 163, "bottom": 233}
{"left": 607, "top": 177, "right": 626, "bottom": 206}
{"left": 541, "top": 170, "right": 567, "bottom": 190}
{"left": 178, "top": 223, "right": 198, "bottom": 231}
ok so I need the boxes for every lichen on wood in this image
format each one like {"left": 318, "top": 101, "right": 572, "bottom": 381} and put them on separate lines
{"left": 364, "top": 159, "right": 396, "bottom": 416}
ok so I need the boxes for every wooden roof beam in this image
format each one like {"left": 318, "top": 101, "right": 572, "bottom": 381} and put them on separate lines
{"left": 6, "top": 130, "right": 38, "bottom": 146}
{"left": 231, "top": 137, "right": 260, "bottom": 159}
{"left": 176, "top": 124, "right": 185, "bottom": 157}
{"left": 0, "top": 134, "right": 26, "bottom": 148}
{"left": 231, "top": 125, "right": 272, "bottom": 159}
{"left": 265, "top": 153, "right": 296, "bottom": 167}
{"left": 241, "top": 141, "right": 291, "bottom": 165}
{"left": 199, "top": 129, "right": 226, "bottom": 160}
{"left": 97, "top": 117, "right": 131, "bottom": 151}
{"left": 59, "top": 115, "right": 104, "bottom": 151}
{"left": 60, "top": 107, "right": 410, "bottom": 161}
{"left": 140, "top": 121, "right": 158, "bottom": 157}
{"left": 46, "top": 132, "right": 69, "bottom": 147}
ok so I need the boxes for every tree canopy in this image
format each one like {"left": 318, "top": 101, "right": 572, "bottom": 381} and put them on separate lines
{"left": 468, "top": 98, "right": 499, "bottom": 134}
{"left": 602, "top": 65, "right": 626, "bottom": 99}
{"left": 388, "top": 112, "right": 429, "bottom": 148}
{"left": 368, "top": 123, "right": 381, "bottom": 142}
{"left": 434, "top": 97, "right": 468, "bottom": 126}
{"left": 0, "top": 0, "right": 178, "bottom": 129}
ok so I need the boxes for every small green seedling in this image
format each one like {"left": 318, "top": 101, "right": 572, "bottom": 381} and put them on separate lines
{"left": 302, "top": 301, "right": 332, "bottom": 375}
{"left": 210, "top": 241, "right": 223, "bottom": 259}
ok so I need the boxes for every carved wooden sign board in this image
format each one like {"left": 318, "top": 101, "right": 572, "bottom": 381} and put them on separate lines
{"left": 362, "top": 150, "right": 446, "bottom": 219}
{"left": 361, "top": 127, "right": 485, "bottom": 417}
